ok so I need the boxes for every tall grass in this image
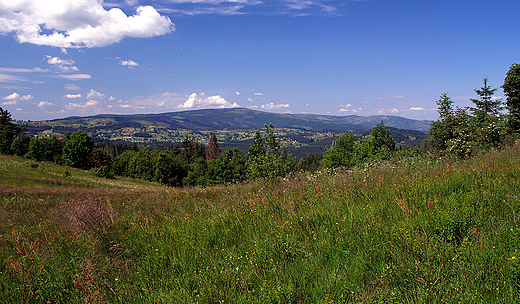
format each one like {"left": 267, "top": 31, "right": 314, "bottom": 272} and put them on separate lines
{"left": 1, "top": 146, "right": 520, "bottom": 303}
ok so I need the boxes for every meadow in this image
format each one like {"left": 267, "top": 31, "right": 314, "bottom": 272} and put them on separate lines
{"left": 1, "top": 144, "right": 520, "bottom": 303}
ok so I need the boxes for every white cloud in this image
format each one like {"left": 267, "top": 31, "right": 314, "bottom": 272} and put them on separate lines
{"left": 394, "top": 95, "right": 405, "bottom": 98}
{"left": 54, "top": 74, "right": 91, "bottom": 81}
{"left": 0, "top": 73, "right": 28, "bottom": 83}
{"left": 178, "top": 93, "right": 239, "bottom": 109}
{"left": 409, "top": 107, "right": 425, "bottom": 111}
{"left": 1, "top": 100, "right": 18, "bottom": 105}
{"left": 64, "top": 94, "right": 82, "bottom": 98}
{"left": 66, "top": 99, "right": 101, "bottom": 108}
{"left": 37, "top": 101, "right": 54, "bottom": 108}
{"left": 46, "top": 56, "right": 79, "bottom": 71}
{"left": 64, "top": 84, "right": 81, "bottom": 90}
{"left": 376, "top": 108, "right": 399, "bottom": 114}
{"left": 159, "top": 0, "right": 342, "bottom": 16}
{"left": 261, "top": 102, "right": 289, "bottom": 110}
{"left": 0, "top": 0, "right": 175, "bottom": 48}
{"left": 235, "top": 91, "right": 240, "bottom": 95}
{"left": 2, "top": 92, "right": 20, "bottom": 100}
{"left": 248, "top": 98, "right": 253, "bottom": 102}
{"left": 86, "top": 89, "right": 105, "bottom": 100}
{"left": 254, "top": 92, "right": 263, "bottom": 96}
{"left": 121, "top": 60, "right": 138, "bottom": 68}
{"left": 2, "top": 92, "right": 33, "bottom": 100}
{"left": 47, "top": 56, "right": 74, "bottom": 66}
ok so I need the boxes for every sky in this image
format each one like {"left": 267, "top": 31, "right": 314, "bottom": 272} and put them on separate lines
{"left": 0, "top": 0, "right": 519, "bottom": 122}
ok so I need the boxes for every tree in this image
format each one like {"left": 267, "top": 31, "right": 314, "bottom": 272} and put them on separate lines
{"left": 369, "top": 121, "right": 396, "bottom": 155}
{"left": 246, "top": 124, "right": 292, "bottom": 179}
{"left": 321, "top": 131, "right": 355, "bottom": 169}
{"left": 184, "top": 157, "right": 209, "bottom": 186}
{"left": 206, "top": 133, "right": 221, "bottom": 163}
{"left": 429, "top": 93, "right": 458, "bottom": 152}
{"left": 248, "top": 130, "right": 266, "bottom": 159}
{"left": 209, "top": 147, "right": 247, "bottom": 184}
{"left": 10, "top": 133, "right": 30, "bottom": 157}
{"left": 25, "top": 136, "right": 63, "bottom": 162}
{"left": 469, "top": 77, "right": 503, "bottom": 123}
{"left": 90, "top": 148, "right": 113, "bottom": 168}
{"left": 0, "top": 107, "right": 20, "bottom": 155}
{"left": 469, "top": 78, "right": 505, "bottom": 149}
{"left": 502, "top": 63, "right": 520, "bottom": 133}
{"left": 181, "top": 136, "right": 206, "bottom": 164}
{"left": 62, "top": 130, "right": 94, "bottom": 169}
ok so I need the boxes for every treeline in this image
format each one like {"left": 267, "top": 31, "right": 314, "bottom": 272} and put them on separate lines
{"left": 1, "top": 105, "right": 409, "bottom": 187}
{"left": 0, "top": 116, "right": 300, "bottom": 187}
{"left": 427, "top": 64, "right": 520, "bottom": 157}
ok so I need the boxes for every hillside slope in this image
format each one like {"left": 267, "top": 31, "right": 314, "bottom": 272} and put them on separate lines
{"left": 1, "top": 146, "right": 519, "bottom": 302}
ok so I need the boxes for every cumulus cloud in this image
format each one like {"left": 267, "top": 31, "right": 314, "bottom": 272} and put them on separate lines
{"left": 261, "top": 102, "right": 289, "bottom": 110}
{"left": 409, "top": 107, "right": 425, "bottom": 111}
{"left": 2, "top": 92, "right": 33, "bottom": 100}
{"left": 46, "top": 56, "right": 79, "bottom": 71}
{"left": 64, "top": 94, "right": 82, "bottom": 98}
{"left": 86, "top": 89, "right": 105, "bottom": 100}
{"left": 0, "top": 0, "right": 175, "bottom": 48}
{"left": 376, "top": 108, "right": 399, "bottom": 114}
{"left": 235, "top": 91, "right": 240, "bottom": 95}
{"left": 121, "top": 60, "right": 138, "bottom": 68}
{"left": 178, "top": 93, "right": 239, "bottom": 109}
{"left": 66, "top": 99, "right": 102, "bottom": 109}
{"left": 254, "top": 92, "right": 263, "bottom": 96}
{"left": 37, "top": 101, "right": 54, "bottom": 108}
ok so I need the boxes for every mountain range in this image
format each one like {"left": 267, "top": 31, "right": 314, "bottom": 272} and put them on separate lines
{"left": 44, "top": 108, "right": 431, "bottom": 132}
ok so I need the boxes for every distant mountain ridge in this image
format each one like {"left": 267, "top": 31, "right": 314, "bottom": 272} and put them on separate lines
{"left": 50, "top": 108, "right": 430, "bottom": 132}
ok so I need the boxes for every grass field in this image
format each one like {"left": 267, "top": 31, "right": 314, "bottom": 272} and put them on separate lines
{"left": 1, "top": 145, "right": 520, "bottom": 303}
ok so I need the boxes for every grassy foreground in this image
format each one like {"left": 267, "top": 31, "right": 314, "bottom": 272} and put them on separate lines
{"left": 1, "top": 146, "right": 520, "bottom": 303}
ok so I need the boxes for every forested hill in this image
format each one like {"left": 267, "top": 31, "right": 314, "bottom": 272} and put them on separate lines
{"left": 40, "top": 108, "right": 430, "bottom": 132}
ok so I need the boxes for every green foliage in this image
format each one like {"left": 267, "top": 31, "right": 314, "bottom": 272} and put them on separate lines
{"left": 62, "top": 130, "right": 94, "bottom": 169}
{"left": 90, "top": 148, "right": 113, "bottom": 168}
{"left": 10, "top": 133, "right": 30, "bottom": 157}
{"left": 0, "top": 107, "right": 21, "bottom": 155}
{"left": 208, "top": 147, "right": 247, "bottom": 184}
{"left": 184, "top": 157, "right": 210, "bottom": 186}
{"left": 205, "top": 133, "right": 221, "bottom": 162}
{"left": 90, "top": 165, "right": 115, "bottom": 179}
{"left": 321, "top": 131, "right": 355, "bottom": 168}
{"left": 154, "top": 150, "right": 186, "bottom": 187}
{"left": 367, "top": 121, "right": 396, "bottom": 158}
{"left": 429, "top": 78, "right": 507, "bottom": 157}
{"left": 25, "top": 136, "right": 63, "bottom": 163}
{"left": 502, "top": 63, "right": 520, "bottom": 133}
{"left": 470, "top": 77, "right": 503, "bottom": 121}
{"left": 322, "top": 122, "right": 397, "bottom": 168}
{"left": 247, "top": 124, "right": 292, "bottom": 179}
{"left": 114, "top": 148, "right": 187, "bottom": 187}
{"left": 181, "top": 136, "right": 206, "bottom": 164}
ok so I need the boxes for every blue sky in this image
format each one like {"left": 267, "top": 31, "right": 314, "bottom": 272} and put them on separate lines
{"left": 0, "top": 0, "right": 518, "bottom": 121}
